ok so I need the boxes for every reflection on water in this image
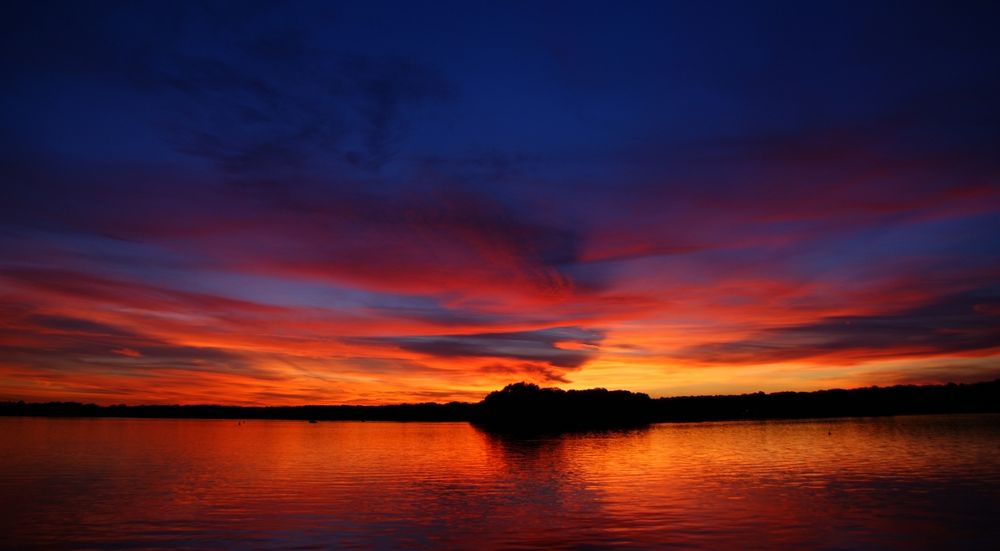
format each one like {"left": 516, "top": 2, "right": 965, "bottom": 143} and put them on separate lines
{"left": 1, "top": 415, "right": 998, "bottom": 549}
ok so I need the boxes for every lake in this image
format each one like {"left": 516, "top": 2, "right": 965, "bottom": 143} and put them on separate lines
{"left": 1, "top": 415, "right": 998, "bottom": 549}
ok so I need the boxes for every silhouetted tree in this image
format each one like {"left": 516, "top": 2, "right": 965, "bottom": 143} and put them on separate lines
{"left": 474, "top": 382, "right": 653, "bottom": 432}
{"left": 3, "top": 380, "right": 998, "bottom": 430}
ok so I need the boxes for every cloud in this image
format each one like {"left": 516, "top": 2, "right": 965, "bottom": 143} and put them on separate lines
{"left": 26, "top": 314, "right": 137, "bottom": 338}
{"left": 2, "top": 1, "right": 453, "bottom": 175}
{"left": 153, "top": 44, "right": 452, "bottom": 175}
{"left": 366, "top": 326, "right": 604, "bottom": 369}
{"left": 0, "top": 157, "right": 604, "bottom": 305}
{"left": 677, "top": 287, "right": 1000, "bottom": 365}
{"left": 479, "top": 362, "right": 575, "bottom": 384}
{"left": 2, "top": 1, "right": 1000, "bottom": 404}
{"left": 125, "top": 8, "right": 453, "bottom": 175}
{"left": 1, "top": 312, "right": 258, "bottom": 377}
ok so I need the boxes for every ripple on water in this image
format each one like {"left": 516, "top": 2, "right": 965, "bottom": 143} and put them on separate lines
{"left": 1, "top": 415, "right": 999, "bottom": 549}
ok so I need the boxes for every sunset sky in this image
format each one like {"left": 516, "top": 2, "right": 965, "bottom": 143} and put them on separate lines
{"left": 2, "top": 1, "right": 998, "bottom": 405}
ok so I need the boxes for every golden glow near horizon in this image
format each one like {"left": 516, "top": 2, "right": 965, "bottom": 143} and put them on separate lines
{"left": 2, "top": 259, "right": 997, "bottom": 405}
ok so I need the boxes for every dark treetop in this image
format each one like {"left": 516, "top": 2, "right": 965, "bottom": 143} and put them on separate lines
{"left": 3, "top": 380, "right": 999, "bottom": 432}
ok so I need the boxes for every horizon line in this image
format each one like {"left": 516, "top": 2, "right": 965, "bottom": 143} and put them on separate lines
{"left": 4, "top": 378, "right": 998, "bottom": 409}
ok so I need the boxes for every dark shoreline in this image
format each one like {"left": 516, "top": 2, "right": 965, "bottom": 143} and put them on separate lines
{"left": 3, "top": 379, "right": 998, "bottom": 429}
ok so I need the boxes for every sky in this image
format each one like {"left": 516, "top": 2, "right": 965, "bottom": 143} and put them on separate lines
{"left": 1, "top": 1, "right": 999, "bottom": 405}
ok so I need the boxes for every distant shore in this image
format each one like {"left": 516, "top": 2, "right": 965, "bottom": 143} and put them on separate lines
{"left": 2, "top": 380, "right": 998, "bottom": 431}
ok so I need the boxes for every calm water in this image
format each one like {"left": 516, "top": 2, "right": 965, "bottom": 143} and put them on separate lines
{"left": 1, "top": 415, "right": 999, "bottom": 549}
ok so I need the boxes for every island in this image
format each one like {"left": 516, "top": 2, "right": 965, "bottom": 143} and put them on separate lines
{"left": 2, "top": 379, "right": 999, "bottom": 432}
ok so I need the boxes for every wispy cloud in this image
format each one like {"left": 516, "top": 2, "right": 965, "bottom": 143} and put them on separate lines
{"left": 2, "top": 1, "right": 999, "bottom": 403}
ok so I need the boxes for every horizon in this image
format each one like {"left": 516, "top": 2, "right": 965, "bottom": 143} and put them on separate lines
{"left": 6, "top": 378, "right": 999, "bottom": 409}
{"left": 2, "top": 1, "right": 1000, "bottom": 406}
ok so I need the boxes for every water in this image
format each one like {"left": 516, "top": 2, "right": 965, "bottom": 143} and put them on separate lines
{"left": 1, "top": 415, "right": 998, "bottom": 549}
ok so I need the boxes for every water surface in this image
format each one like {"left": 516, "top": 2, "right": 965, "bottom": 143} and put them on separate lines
{"left": 1, "top": 415, "right": 998, "bottom": 549}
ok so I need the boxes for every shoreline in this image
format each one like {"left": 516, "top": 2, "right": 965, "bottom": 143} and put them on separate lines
{"left": 3, "top": 379, "right": 998, "bottom": 429}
